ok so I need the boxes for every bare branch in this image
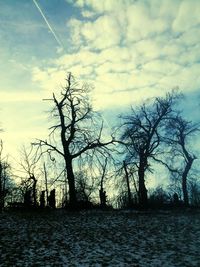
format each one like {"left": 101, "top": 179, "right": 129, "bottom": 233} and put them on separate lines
{"left": 72, "top": 138, "right": 115, "bottom": 159}
{"left": 33, "top": 139, "right": 64, "bottom": 157}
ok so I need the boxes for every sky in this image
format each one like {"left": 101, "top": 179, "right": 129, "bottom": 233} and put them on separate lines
{"left": 0, "top": 0, "right": 200, "bottom": 164}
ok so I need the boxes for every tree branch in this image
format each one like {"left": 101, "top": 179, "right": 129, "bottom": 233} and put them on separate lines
{"left": 33, "top": 139, "right": 64, "bottom": 157}
{"left": 72, "top": 138, "right": 115, "bottom": 159}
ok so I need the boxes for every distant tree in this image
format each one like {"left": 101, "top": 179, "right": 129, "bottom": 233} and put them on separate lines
{"left": 189, "top": 178, "right": 200, "bottom": 206}
{"left": 114, "top": 160, "right": 138, "bottom": 208}
{"left": 99, "top": 158, "right": 108, "bottom": 208}
{"left": 165, "top": 115, "right": 199, "bottom": 206}
{"left": 39, "top": 152, "right": 53, "bottom": 207}
{"left": 48, "top": 189, "right": 56, "bottom": 208}
{"left": 122, "top": 160, "right": 133, "bottom": 208}
{"left": 149, "top": 186, "right": 170, "bottom": 207}
{"left": 42, "top": 162, "right": 48, "bottom": 206}
{"left": 40, "top": 190, "right": 45, "bottom": 208}
{"left": 18, "top": 145, "right": 41, "bottom": 207}
{"left": 92, "top": 151, "right": 115, "bottom": 208}
{"left": 75, "top": 170, "right": 94, "bottom": 203}
{"left": 0, "top": 140, "right": 13, "bottom": 211}
{"left": 120, "top": 92, "right": 179, "bottom": 208}
{"left": 39, "top": 150, "right": 62, "bottom": 207}
{"left": 36, "top": 73, "right": 115, "bottom": 209}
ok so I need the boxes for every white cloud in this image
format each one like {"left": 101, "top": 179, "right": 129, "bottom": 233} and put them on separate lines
{"left": 156, "top": 62, "right": 200, "bottom": 92}
{"left": 68, "top": 15, "right": 121, "bottom": 50}
{"left": 172, "top": 0, "right": 200, "bottom": 33}
{"left": 143, "top": 59, "right": 181, "bottom": 76}
{"left": 155, "top": 0, "right": 180, "bottom": 20}
{"left": 126, "top": 2, "right": 169, "bottom": 42}
{"left": 177, "top": 27, "right": 200, "bottom": 47}
{"left": 0, "top": 91, "right": 41, "bottom": 103}
{"left": 70, "top": 0, "right": 133, "bottom": 13}
{"left": 67, "top": 18, "right": 83, "bottom": 48}
{"left": 68, "top": 1, "right": 171, "bottom": 49}
{"left": 134, "top": 39, "right": 163, "bottom": 61}
{"left": 32, "top": 66, "right": 66, "bottom": 91}
{"left": 177, "top": 45, "right": 200, "bottom": 65}
{"left": 95, "top": 61, "right": 133, "bottom": 75}
{"left": 81, "top": 10, "right": 96, "bottom": 18}
{"left": 162, "top": 42, "right": 185, "bottom": 57}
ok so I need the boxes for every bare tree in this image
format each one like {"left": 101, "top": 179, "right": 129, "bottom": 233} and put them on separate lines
{"left": 75, "top": 170, "right": 94, "bottom": 203}
{"left": 0, "top": 140, "right": 5, "bottom": 211}
{"left": 18, "top": 145, "right": 41, "bottom": 207}
{"left": 77, "top": 148, "right": 114, "bottom": 208}
{"left": 120, "top": 92, "right": 179, "bottom": 208}
{"left": 189, "top": 178, "right": 200, "bottom": 206}
{"left": 165, "top": 115, "right": 199, "bottom": 206}
{"left": 95, "top": 157, "right": 109, "bottom": 208}
{"left": 0, "top": 140, "right": 13, "bottom": 211}
{"left": 114, "top": 160, "right": 138, "bottom": 208}
{"left": 35, "top": 73, "right": 115, "bottom": 209}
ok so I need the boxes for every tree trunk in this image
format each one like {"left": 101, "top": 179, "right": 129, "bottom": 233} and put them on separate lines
{"left": 123, "top": 161, "right": 132, "bottom": 208}
{"left": 99, "top": 158, "right": 107, "bottom": 208}
{"left": 43, "top": 162, "right": 48, "bottom": 206}
{"left": 182, "top": 159, "right": 193, "bottom": 206}
{"left": 138, "top": 156, "right": 148, "bottom": 208}
{"left": 0, "top": 164, "right": 2, "bottom": 212}
{"left": 32, "top": 176, "right": 37, "bottom": 207}
{"left": 99, "top": 177, "right": 104, "bottom": 208}
{"left": 65, "top": 158, "right": 77, "bottom": 209}
{"left": 0, "top": 163, "right": 5, "bottom": 212}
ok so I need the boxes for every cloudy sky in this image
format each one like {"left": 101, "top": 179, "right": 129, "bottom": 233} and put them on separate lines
{"left": 0, "top": 0, "right": 200, "bottom": 160}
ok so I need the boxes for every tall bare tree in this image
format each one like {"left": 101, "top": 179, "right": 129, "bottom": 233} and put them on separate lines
{"left": 165, "top": 116, "right": 199, "bottom": 206}
{"left": 36, "top": 73, "right": 115, "bottom": 209}
{"left": 120, "top": 92, "right": 179, "bottom": 208}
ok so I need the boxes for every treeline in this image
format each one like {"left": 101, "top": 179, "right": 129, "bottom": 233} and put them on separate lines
{"left": 0, "top": 73, "right": 200, "bottom": 211}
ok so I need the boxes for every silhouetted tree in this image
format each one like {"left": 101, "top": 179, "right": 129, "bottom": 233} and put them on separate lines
{"left": 40, "top": 190, "right": 45, "bottom": 208}
{"left": 120, "top": 92, "right": 179, "bottom": 208}
{"left": 114, "top": 159, "right": 138, "bottom": 208}
{"left": 94, "top": 156, "right": 109, "bottom": 208}
{"left": 123, "top": 161, "right": 132, "bottom": 207}
{"left": 75, "top": 170, "right": 94, "bottom": 203}
{"left": 42, "top": 161, "right": 49, "bottom": 207}
{"left": 43, "top": 162, "right": 48, "bottom": 206}
{"left": 39, "top": 150, "right": 59, "bottom": 207}
{"left": 18, "top": 145, "right": 41, "bottom": 207}
{"left": 88, "top": 149, "right": 115, "bottom": 208}
{"left": 149, "top": 186, "right": 170, "bottom": 207}
{"left": 24, "top": 189, "right": 32, "bottom": 208}
{"left": 36, "top": 73, "right": 115, "bottom": 209}
{"left": 189, "top": 178, "right": 200, "bottom": 206}
{"left": 165, "top": 115, "right": 199, "bottom": 206}
{"left": 173, "top": 192, "right": 179, "bottom": 203}
{"left": 48, "top": 189, "right": 56, "bottom": 208}
{"left": 0, "top": 140, "right": 12, "bottom": 211}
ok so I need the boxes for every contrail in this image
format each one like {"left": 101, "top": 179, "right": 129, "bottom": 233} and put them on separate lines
{"left": 32, "top": 0, "right": 63, "bottom": 49}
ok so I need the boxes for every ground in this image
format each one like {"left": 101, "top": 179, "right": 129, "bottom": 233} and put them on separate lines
{"left": 0, "top": 209, "right": 200, "bottom": 266}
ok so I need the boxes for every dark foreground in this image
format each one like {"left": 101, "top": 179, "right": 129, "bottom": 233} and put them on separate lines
{"left": 0, "top": 209, "right": 200, "bottom": 266}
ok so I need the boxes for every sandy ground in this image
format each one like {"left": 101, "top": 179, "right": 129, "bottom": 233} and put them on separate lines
{"left": 0, "top": 209, "right": 200, "bottom": 266}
